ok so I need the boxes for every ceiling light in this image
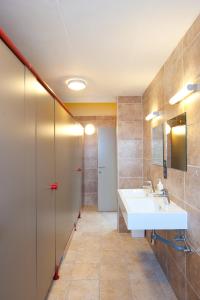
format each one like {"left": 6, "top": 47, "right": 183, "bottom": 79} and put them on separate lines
{"left": 85, "top": 124, "right": 95, "bottom": 135}
{"left": 66, "top": 78, "right": 87, "bottom": 91}
{"left": 145, "top": 111, "right": 160, "bottom": 121}
{"left": 169, "top": 83, "right": 200, "bottom": 105}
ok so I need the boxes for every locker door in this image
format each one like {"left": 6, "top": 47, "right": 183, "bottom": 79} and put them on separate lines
{"left": 72, "top": 132, "right": 83, "bottom": 219}
{"left": 0, "top": 41, "right": 36, "bottom": 300}
{"left": 55, "top": 102, "right": 75, "bottom": 266}
{"left": 36, "top": 85, "right": 55, "bottom": 300}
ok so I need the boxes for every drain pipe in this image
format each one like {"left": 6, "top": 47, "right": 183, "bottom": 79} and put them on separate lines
{"left": 151, "top": 230, "right": 192, "bottom": 253}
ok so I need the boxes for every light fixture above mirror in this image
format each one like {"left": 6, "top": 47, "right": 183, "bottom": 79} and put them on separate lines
{"left": 145, "top": 111, "right": 160, "bottom": 121}
{"left": 169, "top": 83, "right": 200, "bottom": 105}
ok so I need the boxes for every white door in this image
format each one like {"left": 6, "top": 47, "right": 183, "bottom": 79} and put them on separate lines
{"left": 98, "top": 127, "right": 117, "bottom": 211}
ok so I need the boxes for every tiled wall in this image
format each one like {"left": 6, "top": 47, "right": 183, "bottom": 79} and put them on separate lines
{"left": 76, "top": 116, "right": 116, "bottom": 206}
{"left": 143, "top": 15, "right": 200, "bottom": 300}
{"left": 117, "top": 96, "right": 143, "bottom": 189}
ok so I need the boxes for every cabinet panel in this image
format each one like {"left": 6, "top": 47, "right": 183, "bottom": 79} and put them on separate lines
{"left": 72, "top": 132, "right": 83, "bottom": 220}
{"left": 0, "top": 41, "right": 36, "bottom": 300}
{"left": 36, "top": 84, "right": 55, "bottom": 300}
{"left": 55, "top": 102, "right": 75, "bottom": 265}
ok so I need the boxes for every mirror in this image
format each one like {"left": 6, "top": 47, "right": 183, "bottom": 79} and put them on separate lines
{"left": 166, "top": 113, "right": 187, "bottom": 171}
{"left": 152, "top": 124, "right": 164, "bottom": 166}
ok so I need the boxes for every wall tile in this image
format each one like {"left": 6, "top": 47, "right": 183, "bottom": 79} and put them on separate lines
{"left": 164, "top": 42, "right": 183, "bottom": 104}
{"left": 118, "top": 207, "right": 129, "bottom": 233}
{"left": 118, "top": 120, "right": 143, "bottom": 140}
{"left": 166, "top": 230, "right": 186, "bottom": 275}
{"left": 118, "top": 96, "right": 141, "bottom": 103}
{"left": 167, "top": 253, "right": 186, "bottom": 300}
{"left": 118, "top": 140, "right": 142, "bottom": 159}
{"left": 119, "top": 159, "right": 143, "bottom": 177}
{"left": 184, "top": 203, "right": 200, "bottom": 249}
{"left": 84, "top": 181, "right": 97, "bottom": 194}
{"left": 166, "top": 168, "right": 185, "bottom": 201}
{"left": 185, "top": 166, "right": 200, "bottom": 211}
{"left": 84, "top": 193, "right": 97, "bottom": 206}
{"left": 183, "top": 33, "right": 200, "bottom": 84}
{"left": 184, "top": 93, "right": 200, "bottom": 126}
{"left": 84, "top": 144, "right": 97, "bottom": 159}
{"left": 84, "top": 169, "right": 98, "bottom": 182}
{"left": 118, "top": 177, "right": 143, "bottom": 189}
{"left": 153, "top": 231, "right": 168, "bottom": 275}
{"left": 84, "top": 158, "right": 98, "bottom": 170}
{"left": 187, "top": 282, "right": 200, "bottom": 300}
{"left": 187, "top": 122, "right": 200, "bottom": 166}
{"left": 183, "top": 14, "right": 200, "bottom": 48}
{"left": 118, "top": 103, "right": 142, "bottom": 121}
{"left": 186, "top": 251, "right": 200, "bottom": 298}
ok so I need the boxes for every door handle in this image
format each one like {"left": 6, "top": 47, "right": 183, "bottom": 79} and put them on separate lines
{"left": 98, "top": 166, "right": 106, "bottom": 169}
{"left": 50, "top": 183, "right": 58, "bottom": 190}
{"left": 75, "top": 168, "right": 82, "bottom": 172}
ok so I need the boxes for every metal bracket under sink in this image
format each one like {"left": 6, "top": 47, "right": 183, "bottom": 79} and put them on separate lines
{"left": 151, "top": 230, "right": 192, "bottom": 253}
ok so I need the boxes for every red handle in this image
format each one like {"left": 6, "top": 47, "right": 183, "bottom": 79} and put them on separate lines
{"left": 50, "top": 183, "right": 58, "bottom": 190}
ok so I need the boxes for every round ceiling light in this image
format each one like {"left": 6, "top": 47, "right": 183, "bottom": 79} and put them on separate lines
{"left": 85, "top": 124, "right": 95, "bottom": 135}
{"left": 66, "top": 78, "right": 87, "bottom": 91}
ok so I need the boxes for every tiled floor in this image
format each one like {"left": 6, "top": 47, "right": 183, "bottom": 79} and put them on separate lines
{"left": 48, "top": 206, "right": 177, "bottom": 300}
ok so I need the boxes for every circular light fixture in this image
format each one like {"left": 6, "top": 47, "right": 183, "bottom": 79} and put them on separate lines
{"left": 85, "top": 124, "right": 95, "bottom": 135}
{"left": 66, "top": 78, "right": 87, "bottom": 91}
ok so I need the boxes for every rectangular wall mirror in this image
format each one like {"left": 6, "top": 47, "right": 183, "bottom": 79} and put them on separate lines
{"left": 166, "top": 113, "right": 187, "bottom": 171}
{"left": 152, "top": 124, "right": 164, "bottom": 166}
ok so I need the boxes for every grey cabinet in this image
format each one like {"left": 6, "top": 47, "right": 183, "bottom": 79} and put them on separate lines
{"left": 36, "top": 84, "right": 56, "bottom": 300}
{"left": 0, "top": 41, "right": 37, "bottom": 300}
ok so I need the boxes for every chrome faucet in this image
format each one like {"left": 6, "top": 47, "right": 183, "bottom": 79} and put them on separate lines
{"left": 162, "top": 188, "right": 170, "bottom": 204}
{"left": 142, "top": 180, "right": 154, "bottom": 192}
{"left": 151, "top": 186, "right": 170, "bottom": 204}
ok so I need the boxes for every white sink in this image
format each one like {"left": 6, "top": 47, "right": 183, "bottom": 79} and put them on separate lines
{"left": 118, "top": 189, "right": 187, "bottom": 230}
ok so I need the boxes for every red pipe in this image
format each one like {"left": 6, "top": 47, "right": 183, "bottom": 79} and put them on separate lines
{"left": 0, "top": 27, "right": 73, "bottom": 117}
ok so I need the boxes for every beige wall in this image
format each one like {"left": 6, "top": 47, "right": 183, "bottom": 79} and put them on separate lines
{"left": 143, "top": 14, "right": 200, "bottom": 300}
{"left": 65, "top": 103, "right": 117, "bottom": 116}
{"left": 75, "top": 116, "right": 116, "bottom": 206}
{"left": 117, "top": 96, "right": 143, "bottom": 189}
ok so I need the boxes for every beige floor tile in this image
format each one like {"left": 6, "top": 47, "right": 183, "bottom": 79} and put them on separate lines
{"left": 100, "top": 249, "right": 126, "bottom": 265}
{"left": 71, "top": 263, "right": 99, "bottom": 280}
{"left": 100, "top": 263, "right": 129, "bottom": 281}
{"left": 76, "top": 248, "right": 101, "bottom": 264}
{"left": 63, "top": 249, "right": 78, "bottom": 263}
{"left": 59, "top": 263, "right": 74, "bottom": 280}
{"left": 67, "top": 279, "right": 99, "bottom": 300}
{"left": 48, "top": 206, "right": 177, "bottom": 300}
{"left": 130, "top": 275, "right": 176, "bottom": 300}
{"left": 47, "top": 281, "right": 70, "bottom": 300}
{"left": 100, "top": 279, "right": 133, "bottom": 300}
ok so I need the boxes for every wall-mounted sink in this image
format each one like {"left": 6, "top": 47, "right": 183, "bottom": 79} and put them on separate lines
{"left": 118, "top": 189, "right": 187, "bottom": 230}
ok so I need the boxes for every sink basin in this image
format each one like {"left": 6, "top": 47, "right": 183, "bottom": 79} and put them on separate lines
{"left": 118, "top": 189, "right": 187, "bottom": 230}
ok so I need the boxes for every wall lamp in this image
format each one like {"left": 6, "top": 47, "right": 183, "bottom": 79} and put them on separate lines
{"left": 169, "top": 83, "right": 200, "bottom": 105}
{"left": 145, "top": 111, "right": 160, "bottom": 121}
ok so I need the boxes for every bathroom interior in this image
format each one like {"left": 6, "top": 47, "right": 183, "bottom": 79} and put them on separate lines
{"left": 0, "top": 2, "right": 200, "bottom": 300}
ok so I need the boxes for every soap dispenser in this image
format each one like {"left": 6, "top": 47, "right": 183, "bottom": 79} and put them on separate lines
{"left": 157, "top": 178, "right": 163, "bottom": 193}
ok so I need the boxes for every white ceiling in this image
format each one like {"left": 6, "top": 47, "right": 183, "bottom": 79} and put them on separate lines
{"left": 0, "top": 1, "right": 200, "bottom": 102}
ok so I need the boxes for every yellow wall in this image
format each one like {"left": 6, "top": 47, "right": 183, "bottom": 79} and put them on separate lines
{"left": 64, "top": 103, "right": 116, "bottom": 116}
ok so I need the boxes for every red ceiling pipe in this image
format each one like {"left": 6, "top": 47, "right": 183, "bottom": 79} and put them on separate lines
{"left": 0, "top": 27, "right": 73, "bottom": 117}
